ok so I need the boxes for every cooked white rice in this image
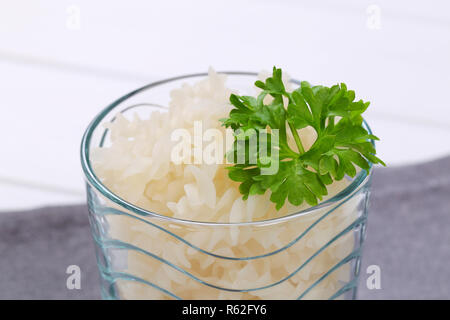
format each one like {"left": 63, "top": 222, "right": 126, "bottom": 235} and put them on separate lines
{"left": 90, "top": 69, "right": 362, "bottom": 299}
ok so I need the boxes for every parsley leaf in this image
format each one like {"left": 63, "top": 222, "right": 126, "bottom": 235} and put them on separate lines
{"left": 221, "top": 67, "right": 385, "bottom": 210}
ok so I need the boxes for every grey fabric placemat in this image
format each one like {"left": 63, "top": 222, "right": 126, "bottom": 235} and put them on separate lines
{"left": 1, "top": 156, "right": 449, "bottom": 299}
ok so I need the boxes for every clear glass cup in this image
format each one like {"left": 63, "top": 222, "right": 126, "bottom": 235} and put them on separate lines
{"left": 80, "top": 72, "right": 373, "bottom": 300}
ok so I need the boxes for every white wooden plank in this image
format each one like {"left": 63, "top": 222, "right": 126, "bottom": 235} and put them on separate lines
{"left": 0, "top": 61, "right": 145, "bottom": 197}
{"left": 0, "top": 182, "right": 84, "bottom": 212}
{"left": 0, "top": 60, "right": 449, "bottom": 211}
{"left": 1, "top": 1, "right": 449, "bottom": 124}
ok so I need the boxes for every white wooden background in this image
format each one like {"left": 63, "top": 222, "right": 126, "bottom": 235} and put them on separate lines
{"left": 1, "top": 0, "right": 449, "bottom": 210}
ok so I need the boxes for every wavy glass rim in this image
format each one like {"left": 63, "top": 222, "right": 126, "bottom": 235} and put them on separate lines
{"left": 80, "top": 71, "right": 374, "bottom": 227}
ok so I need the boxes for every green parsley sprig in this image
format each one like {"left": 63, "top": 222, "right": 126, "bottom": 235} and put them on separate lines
{"left": 221, "top": 67, "right": 385, "bottom": 210}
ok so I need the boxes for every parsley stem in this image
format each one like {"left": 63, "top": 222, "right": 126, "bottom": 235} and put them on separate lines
{"left": 284, "top": 92, "right": 305, "bottom": 155}
{"left": 288, "top": 122, "right": 305, "bottom": 154}
{"left": 329, "top": 116, "right": 335, "bottom": 130}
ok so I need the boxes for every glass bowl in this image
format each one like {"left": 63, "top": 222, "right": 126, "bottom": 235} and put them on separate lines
{"left": 80, "top": 72, "right": 373, "bottom": 300}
